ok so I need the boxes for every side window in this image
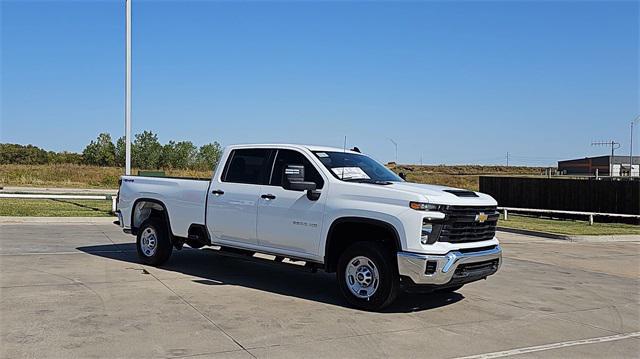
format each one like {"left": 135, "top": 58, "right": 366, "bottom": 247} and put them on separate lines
{"left": 270, "top": 150, "right": 324, "bottom": 189}
{"left": 222, "top": 149, "right": 271, "bottom": 184}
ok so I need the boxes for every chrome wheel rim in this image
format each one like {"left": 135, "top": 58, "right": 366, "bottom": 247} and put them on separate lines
{"left": 345, "top": 256, "right": 380, "bottom": 299}
{"left": 140, "top": 227, "right": 157, "bottom": 257}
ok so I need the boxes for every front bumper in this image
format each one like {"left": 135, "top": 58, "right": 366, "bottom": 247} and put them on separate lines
{"left": 397, "top": 245, "right": 502, "bottom": 286}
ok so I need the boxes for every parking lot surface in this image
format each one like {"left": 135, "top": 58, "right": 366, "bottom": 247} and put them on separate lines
{"left": 1, "top": 222, "right": 639, "bottom": 358}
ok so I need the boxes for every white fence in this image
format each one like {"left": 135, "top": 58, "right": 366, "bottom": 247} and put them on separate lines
{"left": 0, "top": 193, "right": 118, "bottom": 213}
{"left": 499, "top": 207, "right": 640, "bottom": 225}
{"left": 2, "top": 194, "right": 638, "bottom": 226}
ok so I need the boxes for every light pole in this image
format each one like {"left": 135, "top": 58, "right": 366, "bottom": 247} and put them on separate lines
{"left": 631, "top": 116, "right": 640, "bottom": 177}
{"left": 388, "top": 138, "right": 398, "bottom": 164}
{"left": 125, "top": 0, "right": 132, "bottom": 175}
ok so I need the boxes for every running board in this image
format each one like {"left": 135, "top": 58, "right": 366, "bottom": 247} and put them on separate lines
{"left": 200, "top": 246, "right": 321, "bottom": 273}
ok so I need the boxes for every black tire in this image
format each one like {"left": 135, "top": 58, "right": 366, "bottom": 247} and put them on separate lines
{"left": 337, "top": 242, "right": 399, "bottom": 311}
{"left": 436, "top": 284, "right": 464, "bottom": 293}
{"left": 136, "top": 218, "right": 173, "bottom": 266}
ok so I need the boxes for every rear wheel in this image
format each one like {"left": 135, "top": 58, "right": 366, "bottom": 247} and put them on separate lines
{"left": 337, "top": 242, "right": 399, "bottom": 311}
{"left": 136, "top": 218, "right": 172, "bottom": 266}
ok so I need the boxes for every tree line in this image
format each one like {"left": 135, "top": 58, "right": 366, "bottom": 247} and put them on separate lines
{"left": 1, "top": 131, "right": 222, "bottom": 171}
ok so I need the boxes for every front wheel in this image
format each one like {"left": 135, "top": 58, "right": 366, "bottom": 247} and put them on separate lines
{"left": 337, "top": 242, "right": 399, "bottom": 311}
{"left": 136, "top": 218, "right": 172, "bottom": 266}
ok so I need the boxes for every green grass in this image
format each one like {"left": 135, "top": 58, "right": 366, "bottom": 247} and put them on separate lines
{"left": 0, "top": 198, "right": 113, "bottom": 217}
{"left": 499, "top": 214, "right": 640, "bottom": 236}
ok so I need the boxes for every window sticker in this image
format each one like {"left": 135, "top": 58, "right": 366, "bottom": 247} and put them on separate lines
{"left": 331, "top": 167, "right": 370, "bottom": 180}
{"left": 316, "top": 152, "right": 329, "bottom": 158}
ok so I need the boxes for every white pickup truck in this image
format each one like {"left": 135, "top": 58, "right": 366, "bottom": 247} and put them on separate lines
{"left": 116, "top": 143, "right": 501, "bottom": 310}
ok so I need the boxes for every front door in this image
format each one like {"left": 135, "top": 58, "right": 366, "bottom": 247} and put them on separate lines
{"left": 257, "top": 149, "right": 327, "bottom": 257}
{"left": 207, "top": 148, "right": 272, "bottom": 246}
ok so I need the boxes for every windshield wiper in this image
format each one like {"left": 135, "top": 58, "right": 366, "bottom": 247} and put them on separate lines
{"left": 344, "top": 178, "right": 393, "bottom": 185}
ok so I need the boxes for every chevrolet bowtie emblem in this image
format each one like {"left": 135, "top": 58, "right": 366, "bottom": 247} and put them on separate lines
{"left": 475, "top": 212, "right": 488, "bottom": 223}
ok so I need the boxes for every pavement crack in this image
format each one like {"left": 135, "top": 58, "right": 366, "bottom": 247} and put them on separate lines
{"left": 143, "top": 267, "right": 257, "bottom": 358}
{"left": 22, "top": 267, "right": 107, "bottom": 310}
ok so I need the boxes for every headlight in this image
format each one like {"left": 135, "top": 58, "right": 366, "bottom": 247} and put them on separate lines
{"left": 409, "top": 202, "right": 443, "bottom": 211}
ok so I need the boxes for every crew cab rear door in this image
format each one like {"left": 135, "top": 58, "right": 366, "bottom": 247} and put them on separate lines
{"left": 206, "top": 148, "right": 272, "bottom": 246}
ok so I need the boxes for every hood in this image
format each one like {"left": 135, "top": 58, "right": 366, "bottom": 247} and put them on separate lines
{"left": 387, "top": 182, "right": 498, "bottom": 206}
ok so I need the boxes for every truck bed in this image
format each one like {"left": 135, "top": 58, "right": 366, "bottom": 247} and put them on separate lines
{"left": 118, "top": 175, "right": 210, "bottom": 237}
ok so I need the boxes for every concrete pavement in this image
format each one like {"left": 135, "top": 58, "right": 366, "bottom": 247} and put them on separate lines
{"left": 1, "top": 223, "right": 638, "bottom": 358}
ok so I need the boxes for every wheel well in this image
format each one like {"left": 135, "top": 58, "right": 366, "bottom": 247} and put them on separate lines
{"left": 324, "top": 218, "right": 400, "bottom": 273}
{"left": 131, "top": 199, "right": 171, "bottom": 236}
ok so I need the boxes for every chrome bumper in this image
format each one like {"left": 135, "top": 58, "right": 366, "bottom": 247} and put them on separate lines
{"left": 397, "top": 245, "right": 502, "bottom": 285}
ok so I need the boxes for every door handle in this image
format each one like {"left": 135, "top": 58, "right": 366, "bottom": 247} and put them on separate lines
{"left": 261, "top": 194, "right": 276, "bottom": 200}
{"left": 211, "top": 189, "right": 225, "bottom": 195}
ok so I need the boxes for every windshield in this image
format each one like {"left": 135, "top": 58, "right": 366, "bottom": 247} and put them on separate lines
{"left": 313, "top": 151, "right": 403, "bottom": 183}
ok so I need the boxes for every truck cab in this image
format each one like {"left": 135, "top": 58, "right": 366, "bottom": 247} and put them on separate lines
{"left": 116, "top": 144, "right": 502, "bottom": 310}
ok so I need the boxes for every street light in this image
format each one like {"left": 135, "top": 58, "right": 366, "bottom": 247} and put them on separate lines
{"left": 388, "top": 138, "right": 398, "bottom": 163}
{"left": 631, "top": 116, "right": 640, "bottom": 177}
{"left": 125, "top": 0, "right": 132, "bottom": 175}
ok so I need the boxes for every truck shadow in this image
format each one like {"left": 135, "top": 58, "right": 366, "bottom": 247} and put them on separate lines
{"left": 76, "top": 243, "right": 463, "bottom": 313}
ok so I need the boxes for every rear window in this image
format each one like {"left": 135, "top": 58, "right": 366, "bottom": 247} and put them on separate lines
{"left": 222, "top": 149, "right": 271, "bottom": 184}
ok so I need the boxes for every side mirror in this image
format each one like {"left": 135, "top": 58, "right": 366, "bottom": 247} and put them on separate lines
{"left": 283, "top": 165, "right": 317, "bottom": 192}
{"left": 399, "top": 172, "right": 406, "bottom": 180}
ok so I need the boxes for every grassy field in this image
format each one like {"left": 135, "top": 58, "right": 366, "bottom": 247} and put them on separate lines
{"left": 498, "top": 214, "right": 640, "bottom": 236}
{"left": 390, "top": 164, "right": 545, "bottom": 191}
{"left": 0, "top": 163, "right": 544, "bottom": 191}
{"left": 0, "top": 198, "right": 113, "bottom": 217}
{"left": 0, "top": 164, "right": 212, "bottom": 189}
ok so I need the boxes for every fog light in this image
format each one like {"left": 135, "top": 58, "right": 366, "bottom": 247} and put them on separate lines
{"left": 421, "top": 223, "right": 433, "bottom": 244}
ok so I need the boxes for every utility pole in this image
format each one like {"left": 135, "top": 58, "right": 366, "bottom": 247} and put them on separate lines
{"left": 506, "top": 152, "right": 509, "bottom": 167}
{"left": 388, "top": 138, "right": 398, "bottom": 163}
{"left": 592, "top": 140, "right": 621, "bottom": 176}
{"left": 125, "top": 0, "right": 132, "bottom": 175}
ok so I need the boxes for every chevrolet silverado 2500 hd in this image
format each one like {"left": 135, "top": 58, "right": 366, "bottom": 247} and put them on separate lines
{"left": 116, "top": 144, "right": 502, "bottom": 310}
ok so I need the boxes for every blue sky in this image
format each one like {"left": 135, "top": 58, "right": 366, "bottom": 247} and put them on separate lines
{"left": 1, "top": 0, "right": 638, "bottom": 166}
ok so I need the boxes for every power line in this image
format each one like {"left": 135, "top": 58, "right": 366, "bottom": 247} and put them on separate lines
{"left": 591, "top": 140, "right": 621, "bottom": 176}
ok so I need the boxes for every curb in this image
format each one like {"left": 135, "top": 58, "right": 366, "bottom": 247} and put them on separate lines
{"left": 0, "top": 216, "right": 117, "bottom": 224}
{"left": 498, "top": 227, "right": 640, "bottom": 242}
{"left": 497, "top": 227, "right": 571, "bottom": 240}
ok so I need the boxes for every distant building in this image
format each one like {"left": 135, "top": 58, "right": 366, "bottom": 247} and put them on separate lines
{"left": 558, "top": 156, "right": 640, "bottom": 177}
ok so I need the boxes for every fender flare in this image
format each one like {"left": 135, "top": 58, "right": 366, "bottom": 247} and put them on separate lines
{"left": 324, "top": 216, "right": 402, "bottom": 263}
{"left": 130, "top": 198, "right": 173, "bottom": 237}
